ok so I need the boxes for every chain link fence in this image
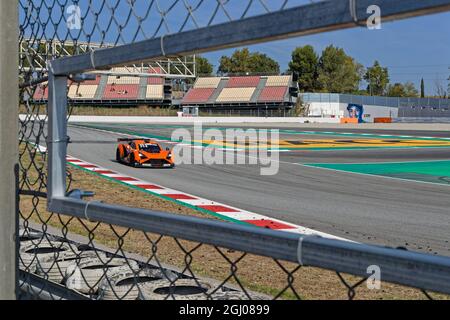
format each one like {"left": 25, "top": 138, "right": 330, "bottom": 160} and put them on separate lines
{"left": 16, "top": 0, "right": 450, "bottom": 300}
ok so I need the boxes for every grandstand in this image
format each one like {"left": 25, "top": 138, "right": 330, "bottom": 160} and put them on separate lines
{"left": 32, "top": 73, "right": 297, "bottom": 111}
{"left": 32, "top": 67, "right": 172, "bottom": 106}
{"left": 22, "top": 38, "right": 197, "bottom": 108}
{"left": 180, "top": 75, "right": 296, "bottom": 112}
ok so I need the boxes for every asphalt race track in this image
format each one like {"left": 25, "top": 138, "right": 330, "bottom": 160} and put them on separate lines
{"left": 64, "top": 123, "right": 450, "bottom": 256}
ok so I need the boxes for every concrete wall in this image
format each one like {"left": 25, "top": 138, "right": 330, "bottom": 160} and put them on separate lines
{"left": 69, "top": 116, "right": 341, "bottom": 124}
{"left": 307, "top": 102, "right": 398, "bottom": 122}
{"left": 358, "top": 104, "right": 399, "bottom": 122}
{"left": 307, "top": 102, "right": 343, "bottom": 117}
{"left": 302, "top": 92, "right": 450, "bottom": 120}
{"left": 19, "top": 115, "right": 341, "bottom": 124}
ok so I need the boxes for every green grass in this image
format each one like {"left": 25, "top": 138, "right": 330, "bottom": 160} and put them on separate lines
{"left": 306, "top": 160, "right": 450, "bottom": 185}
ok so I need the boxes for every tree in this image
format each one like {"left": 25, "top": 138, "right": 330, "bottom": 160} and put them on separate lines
{"left": 364, "top": 61, "right": 389, "bottom": 96}
{"left": 248, "top": 52, "right": 280, "bottom": 74}
{"left": 434, "top": 77, "right": 448, "bottom": 98}
{"left": 195, "top": 56, "right": 213, "bottom": 76}
{"left": 387, "top": 82, "right": 418, "bottom": 97}
{"left": 387, "top": 83, "right": 406, "bottom": 97}
{"left": 316, "top": 45, "right": 363, "bottom": 94}
{"left": 218, "top": 48, "right": 250, "bottom": 75}
{"left": 218, "top": 48, "right": 280, "bottom": 75}
{"left": 403, "top": 81, "right": 419, "bottom": 97}
{"left": 288, "top": 45, "right": 319, "bottom": 92}
{"left": 420, "top": 78, "right": 425, "bottom": 98}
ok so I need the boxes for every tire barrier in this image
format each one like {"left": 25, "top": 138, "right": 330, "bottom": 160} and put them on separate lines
{"left": 65, "top": 257, "right": 139, "bottom": 296}
{"left": 141, "top": 278, "right": 215, "bottom": 300}
{"left": 18, "top": 229, "right": 46, "bottom": 242}
{"left": 19, "top": 240, "right": 74, "bottom": 273}
{"left": 35, "top": 250, "right": 99, "bottom": 284}
{"left": 98, "top": 268, "right": 176, "bottom": 300}
{"left": 18, "top": 233, "right": 262, "bottom": 300}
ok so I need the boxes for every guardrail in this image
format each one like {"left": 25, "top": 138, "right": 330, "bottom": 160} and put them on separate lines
{"left": 49, "top": 197, "right": 450, "bottom": 295}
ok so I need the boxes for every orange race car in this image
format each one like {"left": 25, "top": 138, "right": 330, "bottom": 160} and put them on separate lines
{"left": 116, "top": 138, "right": 175, "bottom": 168}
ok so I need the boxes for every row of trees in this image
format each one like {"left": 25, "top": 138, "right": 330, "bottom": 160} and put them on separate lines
{"left": 196, "top": 46, "right": 449, "bottom": 98}
{"left": 196, "top": 48, "right": 280, "bottom": 76}
{"left": 289, "top": 45, "right": 363, "bottom": 94}
{"left": 288, "top": 45, "right": 422, "bottom": 97}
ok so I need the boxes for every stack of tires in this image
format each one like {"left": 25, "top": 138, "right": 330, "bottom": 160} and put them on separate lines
{"left": 19, "top": 239, "right": 75, "bottom": 273}
{"left": 35, "top": 250, "right": 99, "bottom": 284}
{"left": 65, "top": 257, "right": 139, "bottom": 297}
{"left": 98, "top": 268, "right": 177, "bottom": 300}
{"left": 140, "top": 278, "right": 215, "bottom": 300}
{"left": 18, "top": 228, "right": 265, "bottom": 300}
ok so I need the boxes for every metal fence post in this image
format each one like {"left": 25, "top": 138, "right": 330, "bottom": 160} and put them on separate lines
{"left": 47, "top": 69, "right": 69, "bottom": 204}
{"left": 0, "top": 0, "right": 18, "bottom": 300}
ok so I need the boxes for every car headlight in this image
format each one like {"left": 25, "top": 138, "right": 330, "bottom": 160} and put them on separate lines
{"left": 139, "top": 153, "right": 145, "bottom": 158}
{"left": 167, "top": 153, "right": 172, "bottom": 159}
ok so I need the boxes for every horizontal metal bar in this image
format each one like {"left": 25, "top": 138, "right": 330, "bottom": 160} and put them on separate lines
{"left": 302, "top": 237, "right": 450, "bottom": 295}
{"left": 49, "top": 197, "right": 450, "bottom": 295}
{"left": 19, "top": 76, "right": 49, "bottom": 89}
{"left": 49, "top": 197, "right": 301, "bottom": 261}
{"left": 50, "top": 0, "right": 450, "bottom": 75}
{"left": 19, "top": 272, "right": 89, "bottom": 300}
{"left": 19, "top": 190, "right": 47, "bottom": 198}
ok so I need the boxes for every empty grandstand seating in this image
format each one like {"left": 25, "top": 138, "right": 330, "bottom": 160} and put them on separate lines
{"left": 147, "top": 67, "right": 165, "bottom": 86}
{"left": 265, "top": 75, "right": 291, "bottom": 87}
{"left": 31, "top": 67, "right": 172, "bottom": 105}
{"left": 148, "top": 77, "right": 164, "bottom": 85}
{"left": 69, "top": 85, "right": 99, "bottom": 99}
{"left": 258, "top": 87, "right": 287, "bottom": 102}
{"left": 35, "top": 81, "right": 80, "bottom": 100}
{"left": 226, "top": 76, "right": 260, "bottom": 88}
{"left": 216, "top": 88, "right": 255, "bottom": 103}
{"left": 82, "top": 74, "right": 101, "bottom": 85}
{"left": 146, "top": 85, "right": 164, "bottom": 100}
{"left": 182, "top": 88, "right": 215, "bottom": 104}
{"left": 103, "top": 84, "right": 139, "bottom": 99}
{"left": 194, "top": 77, "right": 221, "bottom": 89}
{"left": 68, "top": 85, "right": 80, "bottom": 99}
{"left": 181, "top": 75, "right": 294, "bottom": 107}
{"left": 107, "top": 75, "right": 140, "bottom": 85}
{"left": 32, "top": 72, "right": 293, "bottom": 109}
{"left": 33, "top": 84, "right": 48, "bottom": 100}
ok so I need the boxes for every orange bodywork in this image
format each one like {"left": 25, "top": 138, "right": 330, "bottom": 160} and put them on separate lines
{"left": 116, "top": 139, "right": 175, "bottom": 168}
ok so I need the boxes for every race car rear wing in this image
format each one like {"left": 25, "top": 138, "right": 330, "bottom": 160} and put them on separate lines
{"left": 117, "top": 138, "right": 151, "bottom": 142}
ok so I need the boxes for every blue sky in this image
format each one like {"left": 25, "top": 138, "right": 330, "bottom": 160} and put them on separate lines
{"left": 24, "top": 1, "right": 449, "bottom": 95}
{"left": 203, "top": 11, "right": 450, "bottom": 96}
